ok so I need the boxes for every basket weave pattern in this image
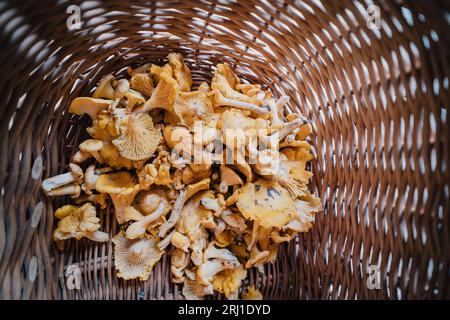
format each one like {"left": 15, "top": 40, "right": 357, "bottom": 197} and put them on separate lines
{"left": 0, "top": 0, "right": 448, "bottom": 299}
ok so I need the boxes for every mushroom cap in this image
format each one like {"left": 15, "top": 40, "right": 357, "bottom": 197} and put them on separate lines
{"left": 93, "top": 74, "right": 115, "bottom": 99}
{"left": 212, "top": 265, "right": 247, "bottom": 298}
{"left": 236, "top": 179, "right": 295, "bottom": 228}
{"left": 219, "top": 109, "right": 255, "bottom": 132}
{"left": 114, "top": 79, "right": 130, "bottom": 99}
{"left": 130, "top": 73, "right": 153, "bottom": 97}
{"left": 112, "top": 113, "right": 160, "bottom": 161}
{"left": 154, "top": 158, "right": 172, "bottom": 186}
{"left": 135, "top": 66, "right": 178, "bottom": 114}
{"left": 134, "top": 188, "right": 168, "bottom": 215}
{"left": 79, "top": 139, "right": 103, "bottom": 153}
{"left": 168, "top": 52, "right": 192, "bottom": 92}
{"left": 182, "top": 279, "right": 213, "bottom": 300}
{"left": 171, "top": 248, "right": 190, "bottom": 269}
{"left": 173, "top": 91, "right": 213, "bottom": 130}
{"left": 95, "top": 171, "right": 136, "bottom": 194}
{"left": 124, "top": 90, "right": 145, "bottom": 112}
{"left": 177, "top": 191, "right": 212, "bottom": 236}
{"left": 150, "top": 63, "right": 173, "bottom": 84}
{"left": 214, "top": 63, "right": 240, "bottom": 89}
{"left": 171, "top": 231, "right": 190, "bottom": 251}
{"left": 69, "top": 97, "right": 112, "bottom": 120}
{"left": 112, "top": 231, "right": 163, "bottom": 281}
{"left": 54, "top": 204, "right": 78, "bottom": 219}
{"left": 53, "top": 203, "right": 103, "bottom": 241}
{"left": 197, "top": 259, "right": 239, "bottom": 286}
{"left": 219, "top": 166, "right": 243, "bottom": 192}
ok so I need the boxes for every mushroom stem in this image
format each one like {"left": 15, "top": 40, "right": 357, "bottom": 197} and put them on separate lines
{"left": 212, "top": 91, "right": 269, "bottom": 115}
{"left": 72, "top": 151, "right": 91, "bottom": 164}
{"left": 247, "top": 221, "right": 259, "bottom": 250}
{"left": 275, "top": 117, "right": 308, "bottom": 142}
{"left": 42, "top": 163, "right": 83, "bottom": 193}
{"left": 269, "top": 96, "right": 289, "bottom": 125}
{"left": 47, "top": 183, "right": 81, "bottom": 198}
{"left": 126, "top": 202, "right": 167, "bottom": 239}
{"left": 158, "top": 179, "right": 210, "bottom": 237}
{"left": 42, "top": 172, "right": 76, "bottom": 192}
{"left": 84, "top": 231, "right": 109, "bottom": 242}
{"left": 158, "top": 230, "right": 175, "bottom": 250}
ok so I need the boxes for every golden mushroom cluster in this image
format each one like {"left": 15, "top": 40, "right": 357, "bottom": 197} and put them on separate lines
{"left": 42, "top": 53, "right": 321, "bottom": 300}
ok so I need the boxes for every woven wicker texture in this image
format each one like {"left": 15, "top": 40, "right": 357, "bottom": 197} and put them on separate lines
{"left": 0, "top": 0, "right": 448, "bottom": 300}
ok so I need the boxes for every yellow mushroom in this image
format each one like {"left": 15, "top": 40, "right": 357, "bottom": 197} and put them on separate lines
{"left": 114, "top": 79, "right": 130, "bottom": 99}
{"left": 173, "top": 90, "right": 213, "bottom": 130}
{"left": 219, "top": 166, "right": 243, "bottom": 193}
{"left": 95, "top": 171, "right": 146, "bottom": 224}
{"left": 168, "top": 52, "right": 192, "bottom": 92}
{"left": 196, "top": 243, "right": 240, "bottom": 286}
{"left": 171, "top": 248, "right": 190, "bottom": 283}
{"left": 134, "top": 69, "right": 178, "bottom": 114}
{"left": 125, "top": 200, "right": 169, "bottom": 239}
{"left": 130, "top": 73, "right": 153, "bottom": 97}
{"left": 213, "top": 264, "right": 247, "bottom": 298}
{"left": 158, "top": 178, "right": 210, "bottom": 237}
{"left": 112, "top": 231, "right": 163, "bottom": 281}
{"left": 182, "top": 278, "right": 213, "bottom": 300}
{"left": 124, "top": 89, "right": 145, "bottom": 112}
{"left": 214, "top": 63, "right": 240, "bottom": 89}
{"left": 92, "top": 74, "right": 116, "bottom": 100}
{"left": 112, "top": 113, "right": 161, "bottom": 161}
{"left": 236, "top": 179, "right": 295, "bottom": 228}
{"left": 53, "top": 203, "right": 108, "bottom": 242}
{"left": 42, "top": 163, "right": 83, "bottom": 198}
{"left": 210, "top": 90, "right": 268, "bottom": 115}
{"left": 69, "top": 97, "right": 112, "bottom": 121}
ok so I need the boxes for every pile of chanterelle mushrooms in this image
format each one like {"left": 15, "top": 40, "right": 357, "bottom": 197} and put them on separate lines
{"left": 42, "top": 53, "right": 321, "bottom": 300}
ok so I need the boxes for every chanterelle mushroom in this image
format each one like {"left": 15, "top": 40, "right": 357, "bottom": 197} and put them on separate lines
{"left": 113, "top": 113, "right": 161, "bottom": 161}
{"left": 182, "top": 278, "right": 214, "bottom": 300}
{"left": 93, "top": 74, "right": 116, "bottom": 100}
{"left": 168, "top": 52, "right": 192, "bottom": 92}
{"left": 236, "top": 179, "right": 295, "bottom": 228}
{"left": 53, "top": 203, "right": 108, "bottom": 242}
{"left": 242, "top": 286, "right": 263, "bottom": 300}
{"left": 69, "top": 97, "right": 112, "bottom": 121}
{"left": 196, "top": 243, "right": 240, "bottom": 286}
{"left": 173, "top": 90, "right": 213, "bottom": 130}
{"left": 210, "top": 90, "right": 268, "bottom": 115}
{"left": 213, "top": 264, "right": 247, "bottom": 298}
{"left": 134, "top": 70, "right": 178, "bottom": 114}
{"left": 42, "top": 163, "right": 83, "bottom": 198}
{"left": 130, "top": 73, "right": 153, "bottom": 97}
{"left": 126, "top": 200, "right": 169, "bottom": 239}
{"left": 158, "top": 178, "right": 210, "bottom": 237}
{"left": 95, "top": 171, "right": 149, "bottom": 224}
{"left": 219, "top": 166, "right": 243, "bottom": 193}
{"left": 112, "top": 231, "right": 163, "bottom": 281}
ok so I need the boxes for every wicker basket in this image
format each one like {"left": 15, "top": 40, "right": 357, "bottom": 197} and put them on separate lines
{"left": 0, "top": 0, "right": 448, "bottom": 300}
